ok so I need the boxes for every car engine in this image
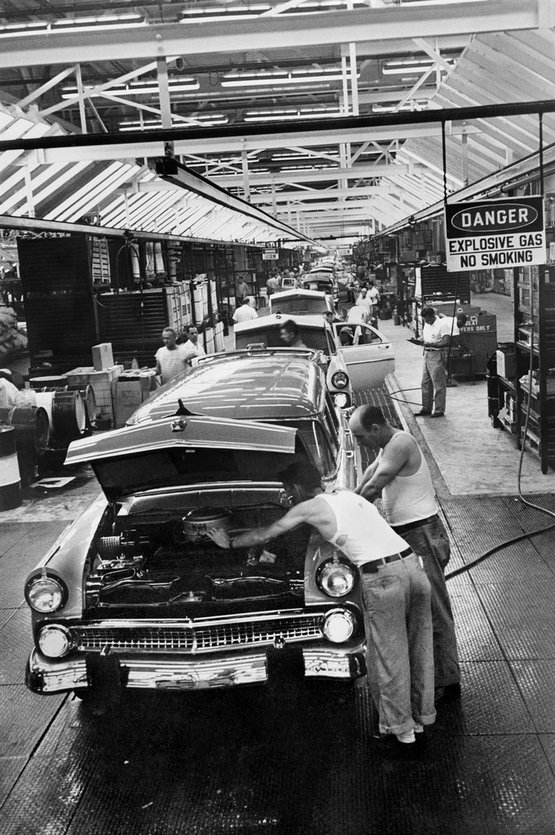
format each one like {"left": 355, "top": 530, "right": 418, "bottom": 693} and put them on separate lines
{"left": 85, "top": 507, "right": 310, "bottom": 610}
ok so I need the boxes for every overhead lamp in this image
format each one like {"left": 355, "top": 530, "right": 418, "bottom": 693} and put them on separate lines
{"left": 119, "top": 115, "right": 229, "bottom": 131}
{"left": 382, "top": 58, "right": 455, "bottom": 75}
{"left": 180, "top": 5, "right": 270, "bottom": 22}
{"left": 222, "top": 67, "right": 354, "bottom": 88}
{"left": 244, "top": 106, "right": 344, "bottom": 122}
{"left": 62, "top": 78, "right": 199, "bottom": 100}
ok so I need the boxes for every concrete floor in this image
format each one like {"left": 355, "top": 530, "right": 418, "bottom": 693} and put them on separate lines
{"left": 380, "top": 292, "right": 555, "bottom": 497}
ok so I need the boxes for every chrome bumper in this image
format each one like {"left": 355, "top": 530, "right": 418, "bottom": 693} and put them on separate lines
{"left": 26, "top": 644, "right": 366, "bottom": 694}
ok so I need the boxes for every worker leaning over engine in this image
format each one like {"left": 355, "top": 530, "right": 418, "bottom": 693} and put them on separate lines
{"left": 349, "top": 405, "right": 461, "bottom": 707}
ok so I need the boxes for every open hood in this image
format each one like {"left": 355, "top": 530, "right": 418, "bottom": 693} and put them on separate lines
{"left": 65, "top": 415, "right": 298, "bottom": 501}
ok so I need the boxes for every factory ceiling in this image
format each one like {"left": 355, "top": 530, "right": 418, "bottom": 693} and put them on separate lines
{"left": 0, "top": 0, "right": 553, "bottom": 246}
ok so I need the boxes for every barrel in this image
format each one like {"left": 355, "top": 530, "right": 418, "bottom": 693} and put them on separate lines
{"left": 0, "top": 426, "right": 22, "bottom": 510}
{"left": 34, "top": 391, "right": 54, "bottom": 444}
{"left": 66, "top": 384, "right": 96, "bottom": 426}
{"left": 51, "top": 390, "right": 87, "bottom": 442}
{"left": 0, "top": 406, "right": 49, "bottom": 486}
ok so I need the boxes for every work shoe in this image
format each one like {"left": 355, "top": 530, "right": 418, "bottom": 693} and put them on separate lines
{"left": 435, "top": 683, "right": 461, "bottom": 705}
{"left": 414, "top": 410, "right": 431, "bottom": 416}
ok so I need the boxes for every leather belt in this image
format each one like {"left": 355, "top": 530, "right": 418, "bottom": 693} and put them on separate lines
{"left": 390, "top": 514, "right": 438, "bottom": 535}
{"left": 360, "top": 547, "right": 413, "bottom": 574}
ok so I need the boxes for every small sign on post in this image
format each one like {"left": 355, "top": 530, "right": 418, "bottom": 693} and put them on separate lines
{"left": 263, "top": 250, "right": 279, "bottom": 260}
{"left": 445, "top": 196, "right": 545, "bottom": 272}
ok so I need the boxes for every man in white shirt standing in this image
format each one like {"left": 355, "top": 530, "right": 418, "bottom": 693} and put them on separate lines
{"left": 181, "top": 324, "right": 206, "bottom": 363}
{"left": 154, "top": 327, "right": 193, "bottom": 384}
{"left": 416, "top": 306, "right": 453, "bottom": 417}
{"left": 232, "top": 297, "right": 258, "bottom": 324}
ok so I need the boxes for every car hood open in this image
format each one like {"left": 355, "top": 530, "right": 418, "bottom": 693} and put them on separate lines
{"left": 65, "top": 415, "right": 298, "bottom": 501}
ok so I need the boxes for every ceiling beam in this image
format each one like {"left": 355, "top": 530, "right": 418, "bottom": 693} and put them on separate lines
{"left": 211, "top": 165, "right": 408, "bottom": 186}
{"left": 0, "top": 2, "right": 546, "bottom": 69}
{"left": 21, "top": 124, "right": 482, "bottom": 164}
{"left": 250, "top": 186, "right": 390, "bottom": 203}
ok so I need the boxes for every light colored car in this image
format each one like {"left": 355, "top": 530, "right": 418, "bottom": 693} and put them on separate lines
{"left": 234, "top": 313, "right": 395, "bottom": 394}
{"left": 128, "top": 351, "right": 358, "bottom": 491}
{"left": 24, "top": 413, "right": 367, "bottom": 700}
{"left": 269, "top": 289, "right": 335, "bottom": 317}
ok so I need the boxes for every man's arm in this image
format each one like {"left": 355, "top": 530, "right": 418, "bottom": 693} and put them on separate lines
{"left": 208, "top": 499, "right": 318, "bottom": 550}
{"left": 353, "top": 457, "right": 380, "bottom": 495}
{"left": 357, "top": 437, "right": 410, "bottom": 502}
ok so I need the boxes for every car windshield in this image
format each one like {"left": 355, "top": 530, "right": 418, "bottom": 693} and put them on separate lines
{"left": 235, "top": 326, "right": 328, "bottom": 352}
{"left": 93, "top": 446, "right": 305, "bottom": 496}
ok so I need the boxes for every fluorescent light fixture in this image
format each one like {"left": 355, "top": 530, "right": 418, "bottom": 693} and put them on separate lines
{"left": 244, "top": 109, "right": 343, "bottom": 122}
{"left": 180, "top": 5, "right": 270, "bottom": 22}
{"left": 62, "top": 78, "right": 199, "bottom": 99}
{"left": 222, "top": 67, "right": 354, "bottom": 87}
{"left": 372, "top": 101, "right": 429, "bottom": 113}
{"left": 0, "top": 13, "right": 144, "bottom": 37}
{"left": 382, "top": 58, "right": 455, "bottom": 75}
{"left": 119, "top": 115, "right": 228, "bottom": 131}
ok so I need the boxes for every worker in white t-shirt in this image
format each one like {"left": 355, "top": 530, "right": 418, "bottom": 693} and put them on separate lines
{"left": 415, "top": 307, "right": 452, "bottom": 417}
{"left": 154, "top": 327, "right": 192, "bottom": 385}
{"left": 232, "top": 297, "right": 258, "bottom": 324}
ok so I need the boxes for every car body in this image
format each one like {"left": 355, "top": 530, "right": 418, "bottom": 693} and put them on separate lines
{"left": 127, "top": 351, "right": 359, "bottom": 491}
{"left": 301, "top": 273, "right": 338, "bottom": 301}
{"left": 234, "top": 313, "right": 395, "bottom": 393}
{"left": 268, "top": 289, "right": 335, "bottom": 317}
{"left": 279, "top": 275, "right": 299, "bottom": 291}
{"left": 24, "top": 414, "right": 367, "bottom": 699}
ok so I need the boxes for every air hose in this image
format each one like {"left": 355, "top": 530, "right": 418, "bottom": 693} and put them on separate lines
{"left": 384, "top": 327, "right": 555, "bottom": 581}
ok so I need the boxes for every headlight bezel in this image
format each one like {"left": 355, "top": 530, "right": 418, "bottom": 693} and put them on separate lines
{"left": 316, "top": 557, "right": 357, "bottom": 598}
{"left": 322, "top": 608, "right": 356, "bottom": 643}
{"left": 37, "top": 623, "right": 74, "bottom": 658}
{"left": 331, "top": 370, "right": 350, "bottom": 390}
{"left": 25, "top": 572, "right": 68, "bottom": 613}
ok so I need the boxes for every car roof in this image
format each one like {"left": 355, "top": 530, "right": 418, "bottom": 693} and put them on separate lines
{"left": 270, "top": 289, "right": 328, "bottom": 301}
{"left": 129, "top": 351, "right": 328, "bottom": 424}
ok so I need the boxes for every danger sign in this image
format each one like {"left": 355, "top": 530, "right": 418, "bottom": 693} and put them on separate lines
{"left": 445, "top": 196, "right": 545, "bottom": 272}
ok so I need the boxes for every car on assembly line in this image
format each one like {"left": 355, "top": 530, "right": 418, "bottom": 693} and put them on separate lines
{"left": 233, "top": 312, "right": 395, "bottom": 393}
{"left": 268, "top": 289, "right": 336, "bottom": 317}
{"left": 24, "top": 409, "right": 367, "bottom": 701}
{"left": 127, "top": 351, "right": 359, "bottom": 491}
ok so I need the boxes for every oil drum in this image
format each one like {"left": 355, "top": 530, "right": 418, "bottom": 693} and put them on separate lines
{"left": 0, "top": 425, "right": 22, "bottom": 510}
{"left": 0, "top": 406, "right": 49, "bottom": 486}
{"left": 51, "top": 390, "right": 87, "bottom": 442}
{"left": 66, "top": 384, "right": 96, "bottom": 427}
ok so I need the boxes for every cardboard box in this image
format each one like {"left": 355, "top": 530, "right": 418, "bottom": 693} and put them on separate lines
{"left": 92, "top": 343, "right": 114, "bottom": 371}
{"left": 66, "top": 365, "right": 123, "bottom": 426}
{"left": 496, "top": 350, "right": 516, "bottom": 380}
{"left": 114, "top": 369, "right": 157, "bottom": 427}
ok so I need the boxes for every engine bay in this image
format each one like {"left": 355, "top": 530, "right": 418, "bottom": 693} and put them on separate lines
{"left": 85, "top": 506, "right": 311, "bottom": 610}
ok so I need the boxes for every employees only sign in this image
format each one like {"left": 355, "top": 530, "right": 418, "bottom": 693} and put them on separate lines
{"left": 445, "top": 196, "right": 545, "bottom": 272}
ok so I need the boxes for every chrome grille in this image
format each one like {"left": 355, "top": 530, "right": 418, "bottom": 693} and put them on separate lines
{"left": 73, "top": 615, "right": 323, "bottom": 654}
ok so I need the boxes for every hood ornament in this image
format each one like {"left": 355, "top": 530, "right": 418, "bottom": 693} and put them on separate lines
{"left": 170, "top": 418, "right": 187, "bottom": 432}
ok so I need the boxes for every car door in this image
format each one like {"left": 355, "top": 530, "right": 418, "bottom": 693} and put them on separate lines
{"left": 332, "top": 322, "right": 395, "bottom": 390}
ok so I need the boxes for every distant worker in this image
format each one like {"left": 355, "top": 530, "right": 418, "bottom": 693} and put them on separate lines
{"left": 339, "top": 326, "right": 355, "bottom": 346}
{"left": 415, "top": 306, "right": 453, "bottom": 417}
{"left": 347, "top": 302, "right": 369, "bottom": 325}
{"left": 155, "top": 327, "right": 193, "bottom": 384}
{"left": 235, "top": 275, "right": 250, "bottom": 303}
{"left": 279, "top": 319, "right": 309, "bottom": 350}
{"left": 181, "top": 324, "right": 206, "bottom": 364}
{"left": 232, "top": 297, "right": 258, "bottom": 324}
{"left": 266, "top": 275, "right": 280, "bottom": 297}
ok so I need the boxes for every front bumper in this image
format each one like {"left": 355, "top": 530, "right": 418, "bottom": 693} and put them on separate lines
{"left": 26, "top": 644, "right": 366, "bottom": 695}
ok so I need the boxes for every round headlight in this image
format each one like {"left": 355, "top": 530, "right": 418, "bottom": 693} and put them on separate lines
{"left": 318, "top": 559, "right": 356, "bottom": 597}
{"left": 26, "top": 575, "right": 65, "bottom": 613}
{"left": 331, "top": 370, "right": 349, "bottom": 389}
{"left": 37, "top": 624, "right": 73, "bottom": 658}
{"left": 323, "top": 609, "right": 355, "bottom": 643}
{"left": 334, "top": 391, "right": 350, "bottom": 409}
